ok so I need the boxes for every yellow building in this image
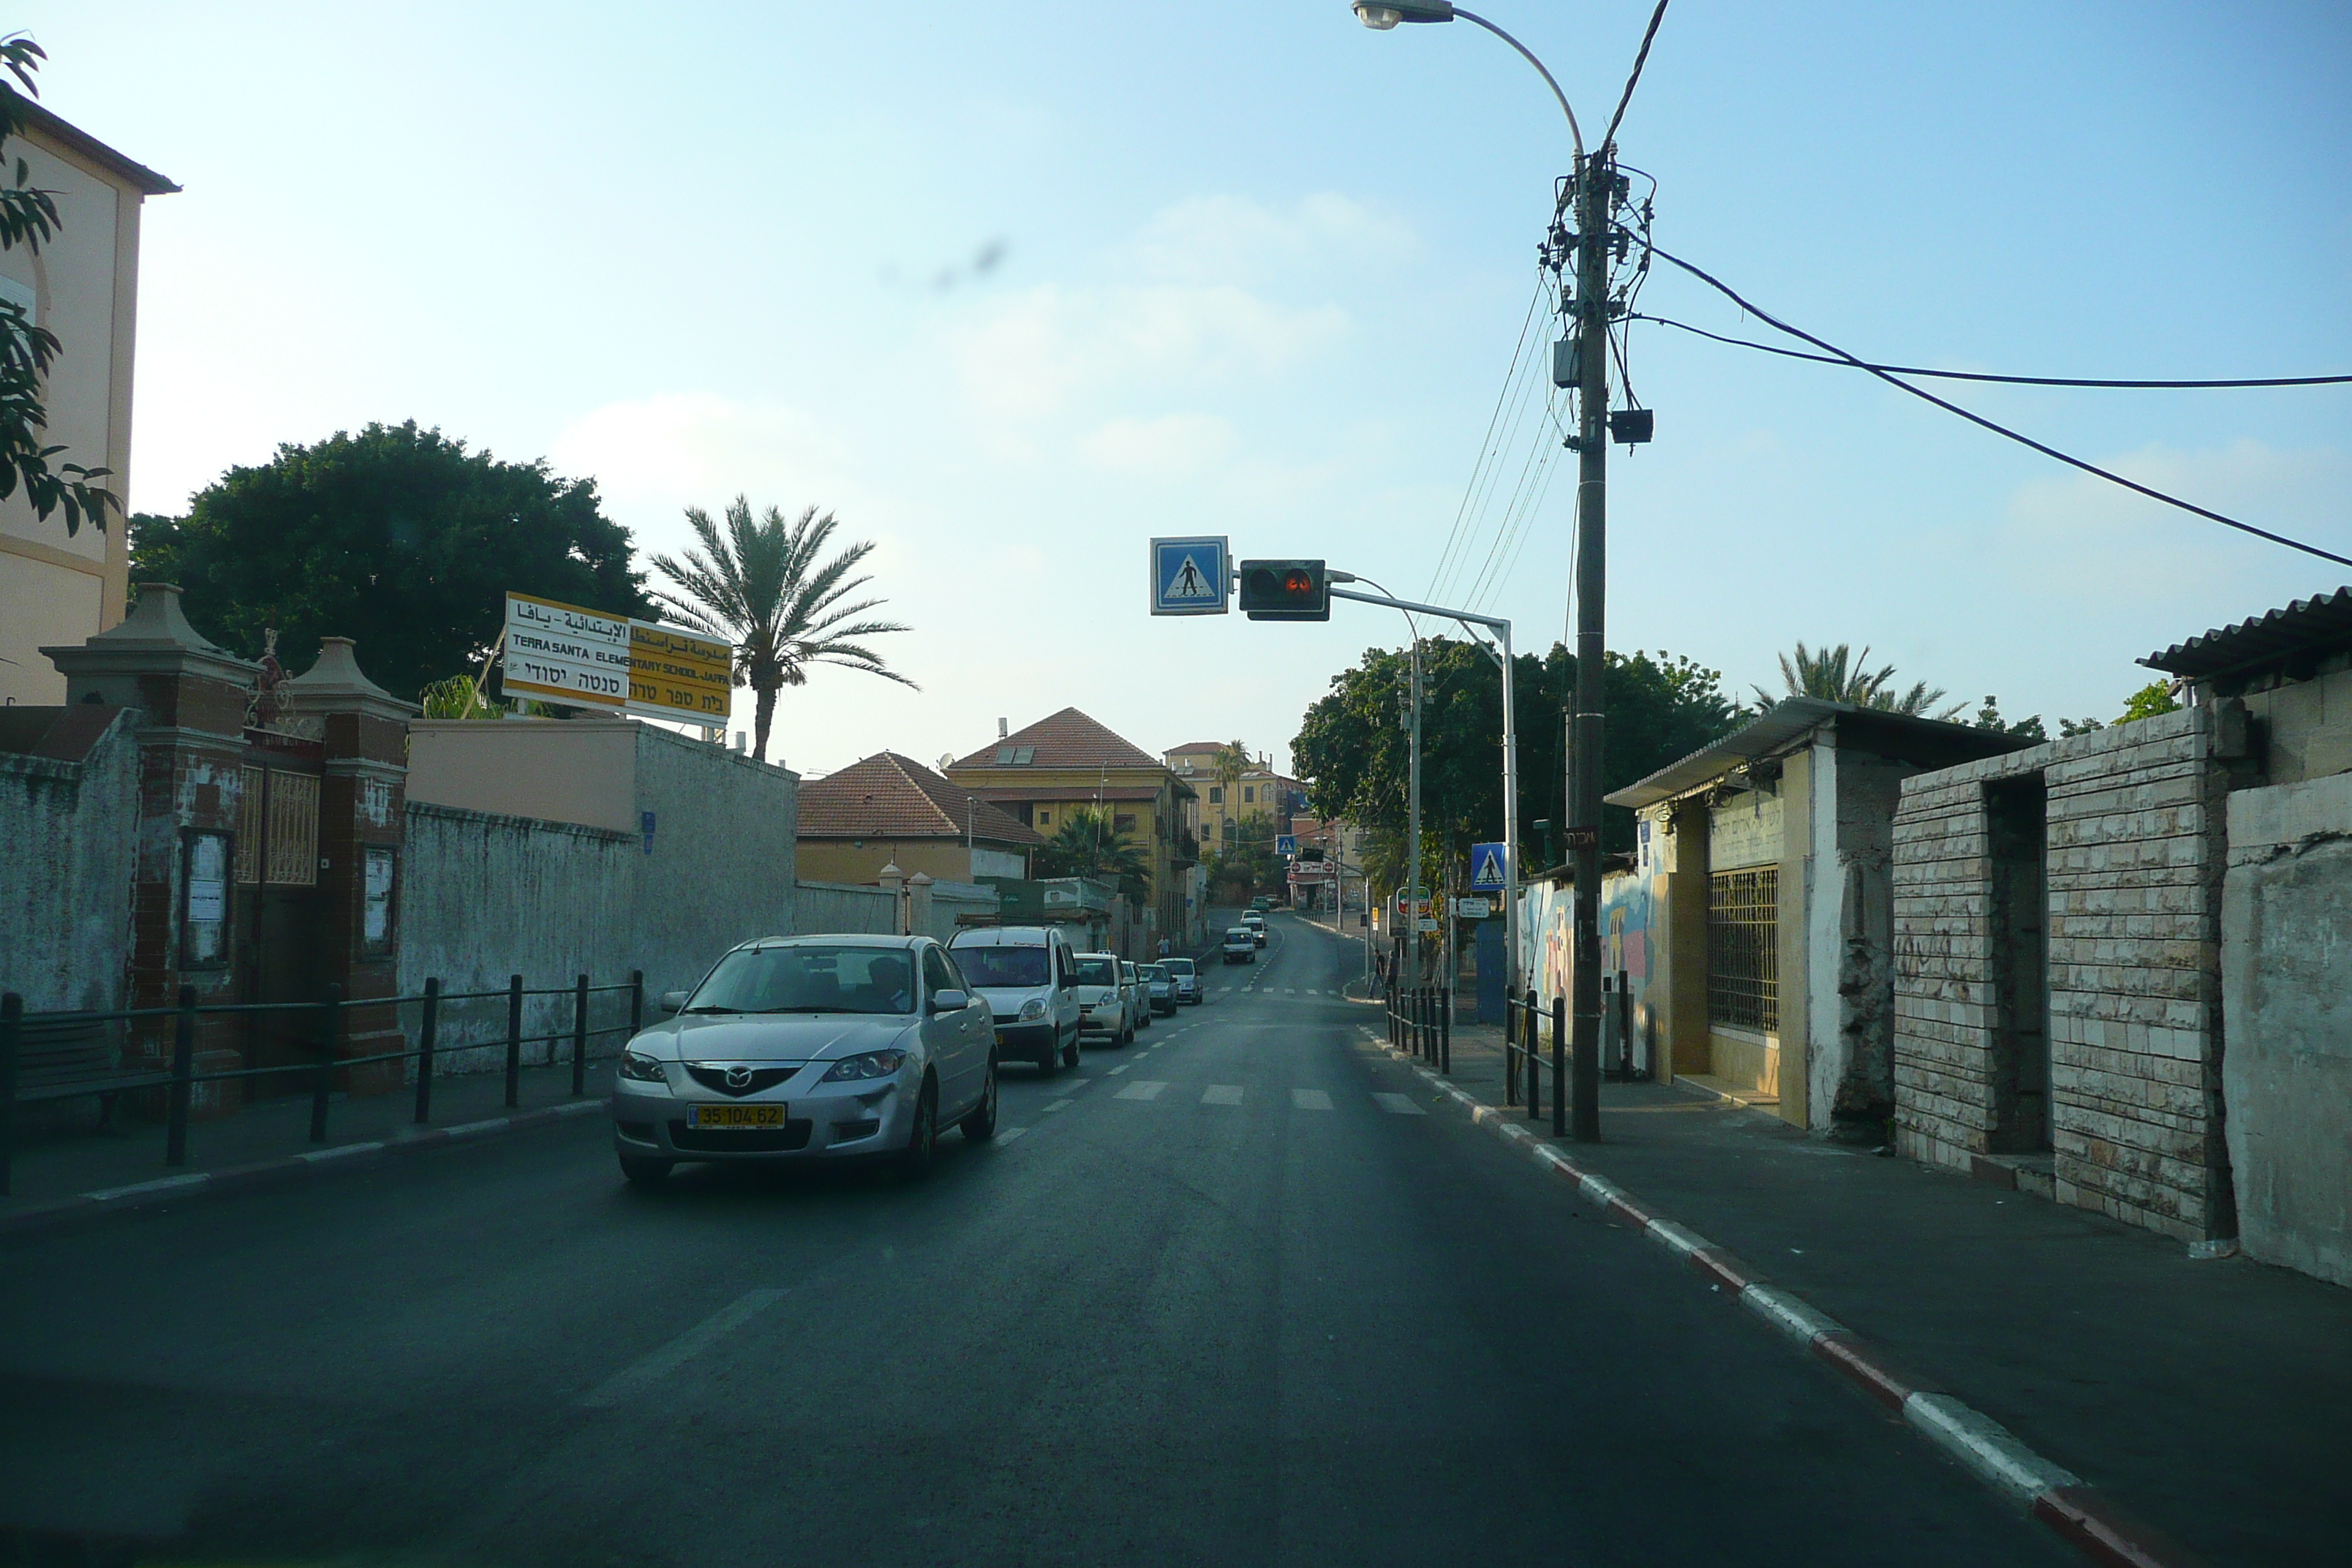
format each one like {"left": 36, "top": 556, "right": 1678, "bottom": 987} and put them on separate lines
{"left": 0, "top": 101, "right": 177, "bottom": 707}
{"left": 1162, "top": 741, "right": 1300, "bottom": 856}
{"left": 797, "top": 751, "right": 1042, "bottom": 885}
{"left": 948, "top": 709, "right": 1197, "bottom": 947}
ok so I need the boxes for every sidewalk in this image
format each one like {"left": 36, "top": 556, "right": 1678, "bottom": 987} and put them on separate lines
{"left": 1409, "top": 1016, "right": 2349, "bottom": 1568}
{"left": 1, "top": 1055, "right": 611, "bottom": 1228}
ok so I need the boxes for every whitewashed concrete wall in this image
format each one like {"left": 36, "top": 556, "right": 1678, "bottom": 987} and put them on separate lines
{"left": 0, "top": 710, "right": 138, "bottom": 1011}
{"left": 2222, "top": 770, "right": 2352, "bottom": 1285}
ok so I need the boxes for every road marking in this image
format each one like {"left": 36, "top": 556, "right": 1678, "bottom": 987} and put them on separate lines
{"left": 1064, "top": 1077, "right": 1091, "bottom": 1089}
{"left": 88, "top": 1172, "right": 210, "bottom": 1202}
{"left": 1107, "top": 1064, "right": 1130, "bottom": 1074}
{"left": 581, "top": 1289, "right": 785, "bottom": 1409}
{"left": 1372, "top": 1093, "right": 1427, "bottom": 1116}
{"left": 1041, "top": 1098, "right": 1074, "bottom": 1114}
{"left": 1202, "top": 1084, "right": 1243, "bottom": 1105}
{"left": 1292, "top": 1088, "right": 1334, "bottom": 1111}
{"left": 999, "top": 1126, "right": 1029, "bottom": 1143}
{"left": 1116, "top": 1080, "right": 1168, "bottom": 1101}
{"left": 1306, "top": 989, "right": 1319, "bottom": 995}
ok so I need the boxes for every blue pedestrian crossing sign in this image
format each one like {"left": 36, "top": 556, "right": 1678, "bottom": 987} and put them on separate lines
{"left": 1275, "top": 834, "right": 1297, "bottom": 856}
{"left": 1470, "top": 842, "right": 1509, "bottom": 890}
{"left": 1150, "top": 536, "right": 1229, "bottom": 617}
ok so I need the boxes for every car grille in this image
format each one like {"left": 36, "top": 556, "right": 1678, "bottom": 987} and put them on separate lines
{"left": 684, "top": 1063, "right": 799, "bottom": 1098}
{"left": 668, "top": 1119, "right": 814, "bottom": 1153}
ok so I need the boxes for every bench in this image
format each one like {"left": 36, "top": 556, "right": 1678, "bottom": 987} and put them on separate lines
{"left": 3, "top": 1014, "right": 168, "bottom": 1127}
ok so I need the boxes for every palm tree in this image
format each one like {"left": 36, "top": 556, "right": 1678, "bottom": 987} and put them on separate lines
{"left": 649, "top": 496, "right": 916, "bottom": 761}
{"left": 1035, "top": 807, "right": 1153, "bottom": 904}
{"left": 1755, "top": 641, "right": 1961, "bottom": 720}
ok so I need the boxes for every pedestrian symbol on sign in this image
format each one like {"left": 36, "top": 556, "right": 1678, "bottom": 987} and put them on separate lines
{"left": 1150, "top": 535, "right": 1230, "bottom": 617}
{"left": 1470, "top": 841, "right": 1509, "bottom": 891}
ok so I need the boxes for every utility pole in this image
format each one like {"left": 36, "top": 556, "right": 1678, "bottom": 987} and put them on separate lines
{"left": 1403, "top": 639, "right": 1425, "bottom": 984}
{"left": 1567, "top": 148, "right": 1613, "bottom": 1143}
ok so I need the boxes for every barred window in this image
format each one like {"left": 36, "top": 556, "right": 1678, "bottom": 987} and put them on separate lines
{"left": 265, "top": 774, "right": 320, "bottom": 887}
{"left": 1708, "top": 867, "right": 1778, "bottom": 1031}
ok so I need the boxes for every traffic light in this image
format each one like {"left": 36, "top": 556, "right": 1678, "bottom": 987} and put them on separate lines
{"left": 1237, "top": 559, "right": 1329, "bottom": 622}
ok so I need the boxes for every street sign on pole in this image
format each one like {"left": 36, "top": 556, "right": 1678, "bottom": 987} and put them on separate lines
{"left": 504, "top": 592, "right": 737, "bottom": 728}
{"left": 1451, "top": 897, "right": 1492, "bottom": 920}
{"left": 1275, "top": 834, "right": 1297, "bottom": 856}
{"left": 1415, "top": 916, "right": 1440, "bottom": 934}
{"left": 1470, "top": 842, "right": 1509, "bottom": 892}
{"left": 1149, "top": 536, "right": 1229, "bottom": 616}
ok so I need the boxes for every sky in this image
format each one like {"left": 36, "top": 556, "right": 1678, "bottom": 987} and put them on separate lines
{"left": 21, "top": 1, "right": 2352, "bottom": 778}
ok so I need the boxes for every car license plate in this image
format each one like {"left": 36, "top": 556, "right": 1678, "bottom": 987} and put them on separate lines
{"left": 687, "top": 1104, "right": 785, "bottom": 1129}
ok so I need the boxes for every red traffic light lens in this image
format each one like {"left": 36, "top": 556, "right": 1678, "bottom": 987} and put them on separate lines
{"left": 1282, "top": 570, "right": 1313, "bottom": 595}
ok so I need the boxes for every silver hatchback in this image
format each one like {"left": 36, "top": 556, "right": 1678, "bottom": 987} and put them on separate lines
{"left": 609, "top": 934, "right": 998, "bottom": 1185}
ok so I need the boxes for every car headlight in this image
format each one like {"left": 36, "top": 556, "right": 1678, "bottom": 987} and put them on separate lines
{"left": 618, "top": 1051, "right": 668, "bottom": 1083}
{"left": 822, "top": 1048, "right": 909, "bottom": 1082}
{"left": 1017, "top": 998, "right": 1047, "bottom": 1021}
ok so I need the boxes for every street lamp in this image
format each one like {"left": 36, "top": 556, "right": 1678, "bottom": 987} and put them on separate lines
{"left": 1352, "top": 1, "right": 1605, "bottom": 1145}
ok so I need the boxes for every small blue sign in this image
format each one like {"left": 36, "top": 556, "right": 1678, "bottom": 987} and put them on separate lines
{"left": 1470, "top": 841, "right": 1509, "bottom": 890}
{"left": 1150, "top": 535, "right": 1229, "bottom": 617}
{"left": 641, "top": 810, "right": 657, "bottom": 855}
{"left": 1275, "top": 834, "right": 1297, "bottom": 856}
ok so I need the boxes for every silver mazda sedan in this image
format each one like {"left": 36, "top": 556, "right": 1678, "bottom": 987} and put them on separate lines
{"left": 608, "top": 934, "right": 998, "bottom": 1186}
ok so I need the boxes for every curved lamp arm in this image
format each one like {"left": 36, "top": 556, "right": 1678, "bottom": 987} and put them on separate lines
{"left": 1354, "top": 2, "right": 1584, "bottom": 162}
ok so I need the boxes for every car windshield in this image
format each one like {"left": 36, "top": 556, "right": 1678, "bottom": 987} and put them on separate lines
{"left": 1141, "top": 965, "right": 1166, "bottom": 980}
{"left": 953, "top": 944, "right": 1051, "bottom": 988}
{"left": 1226, "top": 930, "right": 1251, "bottom": 941}
{"left": 1164, "top": 960, "right": 1194, "bottom": 976}
{"left": 1075, "top": 957, "right": 1118, "bottom": 985}
{"left": 687, "top": 944, "right": 915, "bottom": 1016}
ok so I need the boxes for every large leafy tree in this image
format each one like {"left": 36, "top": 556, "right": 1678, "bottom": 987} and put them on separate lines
{"left": 1032, "top": 806, "right": 1152, "bottom": 905}
{"left": 1205, "top": 810, "right": 1284, "bottom": 900}
{"left": 132, "top": 421, "right": 647, "bottom": 701}
{"left": 0, "top": 36, "right": 117, "bottom": 535}
{"left": 1293, "top": 642, "right": 1741, "bottom": 886}
{"left": 649, "top": 496, "right": 914, "bottom": 763}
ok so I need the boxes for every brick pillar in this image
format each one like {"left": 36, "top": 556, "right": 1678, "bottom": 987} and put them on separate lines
{"left": 281, "top": 638, "right": 418, "bottom": 1094}
{"left": 42, "top": 584, "right": 260, "bottom": 1107}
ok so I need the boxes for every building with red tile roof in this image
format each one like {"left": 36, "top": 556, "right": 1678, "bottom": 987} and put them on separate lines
{"left": 798, "top": 751, "right": 1042, "bottom": 886}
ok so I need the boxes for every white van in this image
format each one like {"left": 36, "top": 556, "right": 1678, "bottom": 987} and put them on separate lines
{"left": 947, "top": 925, "right": 1083, "bottom": 1074}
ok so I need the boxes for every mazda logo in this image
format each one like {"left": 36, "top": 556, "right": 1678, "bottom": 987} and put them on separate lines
{"left": 724, "top": 1065, "right": 753, "bottom": 1089}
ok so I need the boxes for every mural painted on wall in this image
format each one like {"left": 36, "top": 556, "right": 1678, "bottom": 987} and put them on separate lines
{"left": 1516, "top": 854, "right": 1654, "bottom": 1011}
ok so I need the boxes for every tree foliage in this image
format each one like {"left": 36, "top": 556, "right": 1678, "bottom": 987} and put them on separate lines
{"left": 1030, "top": 806, "right": 1153, "bottom": 905}
{"left": 1756, "top": 641, "right": 1961, "bottom": 719}
{"left": 1205, "top": 810, "right": 1283, "bottom": 900}
{"left": 0, "top": 36, "right": 117, "bottom": 535}
{"left": 649, "top": 496, "right": 914, "bottom": 762}
{"left": 2117, "top": 679, "right": 2182, "bottom": 723}
{"left": 1293, "top": 643, "right": 1741, "bottom": 889}
{"left": 130, "top": 421, "right": 646, "bottom": 701}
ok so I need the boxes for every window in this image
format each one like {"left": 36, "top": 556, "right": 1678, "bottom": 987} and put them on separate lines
{"left": 266, "top": 773, "right": 320, "bottom": 886}
{"left": 1243, "top": 785, "right": 1254, "bottom": 804}
{"left": 922, "top": 946, "right": 958, "bottom": 998}
{"left": 1222, "top": 819, "right": 1236, "bottom": 841}
{"left": 951, "top": 943, "right": 1049, "bottom": 988}
{"left": 1208, "top": 787, "right": 1222, "bottom": 804}
{"left": 1075, "top": 957, "right": 1118, "bottom": 985}
{"left": 1036, "top": 810, "right": 1051, "bottom": 826}
{"left": 1114, "top": 813, "right": 1137, "bottom": 834}
{"left": 687, "top": 944, "right": 916, "bottom": 1016}
{"left": 1708, "top": 867, "right": 1778, "bottom": 1030}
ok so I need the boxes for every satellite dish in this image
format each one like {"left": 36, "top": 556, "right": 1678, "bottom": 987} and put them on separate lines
{"left": 937, "top": 753, "right": 957, "bottom": 772}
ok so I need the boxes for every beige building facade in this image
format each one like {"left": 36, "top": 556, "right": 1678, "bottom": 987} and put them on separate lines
{"left": 1163, "top": 741, "right": 1298, "bottom": 855}
{"left": 0, "top": 102, "right": 176, "bottom": 708}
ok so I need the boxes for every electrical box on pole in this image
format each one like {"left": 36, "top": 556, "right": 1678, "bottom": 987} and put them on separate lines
{"left": 1237, "top": 560, "right": 1330, "bottom": 622}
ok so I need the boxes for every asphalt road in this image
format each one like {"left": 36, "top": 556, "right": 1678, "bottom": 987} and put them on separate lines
{"left": 0, "top": 913, "right": 2070, "bottom": 1566}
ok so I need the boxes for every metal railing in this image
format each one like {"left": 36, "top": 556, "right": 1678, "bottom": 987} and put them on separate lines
{"left": 1384, "top": 981, "right": 1452, "bottom": 1074}
{"left": 0, "top": 971, "right": 643, "bottom": 1197}
{"left": 1504, "top": 989, "right": 1568, "bottom": 1134}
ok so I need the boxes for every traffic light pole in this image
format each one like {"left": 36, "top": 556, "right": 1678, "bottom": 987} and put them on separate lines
{"left": 1567, "top": 149, "right": 1611, "bottom": 1144}
{"left": 1329, "top": 581, "right": 1519, "bottom": 1005}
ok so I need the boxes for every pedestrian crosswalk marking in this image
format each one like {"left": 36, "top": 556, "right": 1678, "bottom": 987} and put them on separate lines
{"left": 1292, "top": 1088, "right": 1334, "bottom": 1111}
{"left": 1373, "top": 1093, "right": 1427, "bottom": 1116}
{"left": 1115, "top": 1080, "right": 1168, "bottom": 1101}
{"left": 1108, "top": 1064, "right": 1130, "bottom": 1074}
{"left": 1042, "top": 1098, "right": 1074, "bottom": 1114}
{"left": 1202, "top": 1084, "right": 1243, "bottom": 1105}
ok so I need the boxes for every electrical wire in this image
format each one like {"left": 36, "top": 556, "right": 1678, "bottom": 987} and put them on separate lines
{"left": 1630, "top": 312, "right": 2352, "bottom": 388}
{"left": 1601, "top": 0, "right": 1671, "bottom": 154}
{"left": 1427, "top": 273, "right": 1550, "bottom": 603}
{"left": 1436, "top": 278, "right": 1561, "bottom": 606}
{"left": 1638, "top": 241, "right": 2352, "bottom": 570}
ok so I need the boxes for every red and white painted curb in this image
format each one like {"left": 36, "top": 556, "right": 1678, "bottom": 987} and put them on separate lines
{"left": 1372, "top": 1035, "right": 2210, "bottom": 1568}
{"left": 0, "top": 1099, "right": 607, "bottom": 1240}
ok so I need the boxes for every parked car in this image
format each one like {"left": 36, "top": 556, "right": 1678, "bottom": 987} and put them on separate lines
{"left": 611, "top": 934, "right": 995, "bottom": 1186}
{"left": 948, "top": 925, "right": 1082, "bottom": 1073}
{"left": 1242, "top": 911, "right": 1267, "bottom": 947}
{"left": 1162, "top": 957, "right": 1202, "bottom": 1005}
{"left": 1073, "top": 952, "right": 1134, "bottom": 1045}
{"left": 1121, "top": 960, "right": 1151, "bottom": 1030}
{"left": 1222, "top": 927, "right": 1256, "bottom": 963}
{"left": 1139, "top": 962, "right": 1177, "bottom": 1016}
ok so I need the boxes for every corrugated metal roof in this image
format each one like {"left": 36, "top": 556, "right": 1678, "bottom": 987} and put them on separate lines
{"left": 1604, "top": 697, "right": 2031, "bottom": 810}
{"left": 2140, "top": 585, "right": 2352, "bottom": 680}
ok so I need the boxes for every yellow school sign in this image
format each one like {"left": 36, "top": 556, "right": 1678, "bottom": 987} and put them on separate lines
{"left": 502, "top": 592, "right": 736, "bottom": 727}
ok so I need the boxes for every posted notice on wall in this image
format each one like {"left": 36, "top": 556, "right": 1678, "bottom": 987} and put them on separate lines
{"left": 502, "top": 592, "right": 736, "bottom": 727}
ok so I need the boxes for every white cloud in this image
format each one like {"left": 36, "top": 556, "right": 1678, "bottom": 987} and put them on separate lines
{"left": 548, "top": 393, "right": 857, "bottom": 521}
{"left": 1123, "top": 192, "right": 1419, "bottom": 285}
{"left": 1079, "top": 412, "right": 1238, "bottom": 478}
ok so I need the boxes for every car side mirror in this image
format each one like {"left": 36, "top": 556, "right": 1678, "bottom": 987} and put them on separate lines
{"left": 930, "top": 988, "right": 969, "bottom": 1014}
{"left": 658, "top": 990, "right": 689, "bottom": 1014}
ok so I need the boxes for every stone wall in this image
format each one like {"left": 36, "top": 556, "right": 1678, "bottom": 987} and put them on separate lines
{"left": 1892, "top": 707, "right": 2234, "bottom": 1243}
{"left": 2220, "top": 770, "right": 2352, "bottom": 1285}
{"left": 0, "top": 709, "right": 138, "bottom": 1011}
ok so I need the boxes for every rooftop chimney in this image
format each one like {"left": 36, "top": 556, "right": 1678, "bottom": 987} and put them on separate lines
{"left": 998, "top": 717, "right": 1009, "bottom": 739}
